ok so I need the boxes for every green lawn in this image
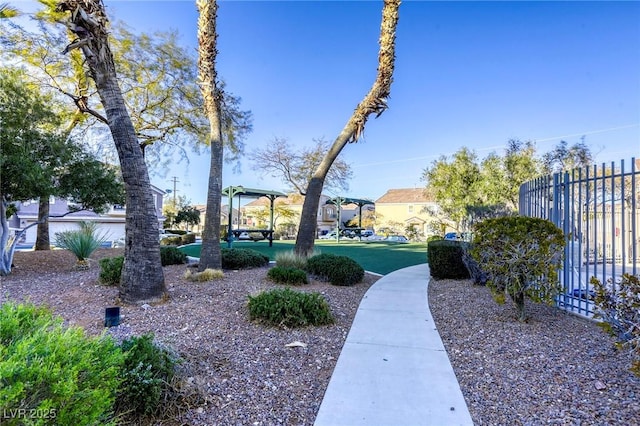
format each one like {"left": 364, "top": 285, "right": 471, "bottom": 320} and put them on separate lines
{"left": 179, "top": 240, "right": 429, "bottom": 275}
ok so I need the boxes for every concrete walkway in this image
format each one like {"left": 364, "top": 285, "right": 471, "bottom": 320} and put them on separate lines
{"left": 314, "top": 264, "right": 473, "bottom": 426}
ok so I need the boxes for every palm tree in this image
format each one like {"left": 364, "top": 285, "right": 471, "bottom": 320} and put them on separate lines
{"left": 0, "top": 3, "right": 19, "bottom": 19}
{"left": 295, "top": 0, "right": 401, "bottom": 256}
{"left": 55, "top": 0, "right": 166, "bottom": 303}
{"left": 196, "top": 0, "right": 224, "bottom": 271}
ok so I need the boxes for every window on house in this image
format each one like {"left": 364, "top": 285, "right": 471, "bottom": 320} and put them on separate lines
{"left": 408, "top": 205, "right": 414, "bottom": 213}
{"left": 49, "top": 195, "right": 56, "bottom": 204}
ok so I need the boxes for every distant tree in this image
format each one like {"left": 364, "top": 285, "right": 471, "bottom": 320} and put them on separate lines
{"left": 162, "top": 195, "right": 189, "bottom": 229}
{"left": 422, "top": 147, "right": 483, "bottom": 231}
{"left": 249, "top": 137, "right": 353, "bottom": 195}
{"left": 175, "top": 206, "right": 201, "bottom": 232}
{"left": 0, "top": 68, "right": 124, "bottom": 275}
{"left": 542, "top": 138, "right": 593, "bottom": 174}
{"left": 295, "top": 0, "right": 401, "bottom": 256}
{"left": 250, "top": 201, "right": 299, "bottom": 231}
{"left": 2, "top": 8, "right": 251, "bottom": 168}
{"left": 502, "top": 139, "right": 541, "bottom": 208}
{"left": 423, "top": 141, "right": 542, "bottom": 230}
{"left": 346, "top": 207, "right": 376, "bottom": 229}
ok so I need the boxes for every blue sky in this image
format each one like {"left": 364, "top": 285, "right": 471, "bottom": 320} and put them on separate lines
{"left": 9, "top": 1, "right": 640, "bottom": 204}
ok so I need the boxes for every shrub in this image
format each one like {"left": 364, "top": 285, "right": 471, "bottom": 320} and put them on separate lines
{"left": 0, "top": 302, "right": 123, "bottom": 425}
{"left": 160, "top": 235, "right": 182, "bottom": 246}
{"left": 221, "top": 248, "right": 269, "bottom": 269}
{"left": 183, "top": 268, "right": 224, "bottom": 282}
{"left": 426, "top": 235, "right": 443, "bottom": 243}
{"left": 180, "top": 233, "right": 196, "bottom": 245}
{"left": 116, "top": 334, "right": 178, "bottom": 417}
{"left": 471, "top": 216, "right": 565, "bottom": 322}
{"left": 592, "top": 274, "right": 640, "bottom": 377}
{"left": 99, "top": 256, "right": 124, "bottom": 286}
{"left": 247, "top": 288, "right": 334, "bottom": 327}
{"left": 160, "top": 246, "right": 187, "bottom": 266}
{"left": 267, "top": 266, "right": 308, "bottom": 285}
{"left": 461, "top": 243, "right": 487, "bottom": 285}
{"left": 275, "top": 250, "right": 311, "bottom": 270}
{"left": 306, "top": 253, "right": 364, "bottom": 286}
{"left": 165, "top": 229, "right": 187, "bottom": 235}
{"left": 427, "top": 240, "right": 470, "bottom": 280}
{"left": 54, "top": 221, "right": 108, "bottom": 269}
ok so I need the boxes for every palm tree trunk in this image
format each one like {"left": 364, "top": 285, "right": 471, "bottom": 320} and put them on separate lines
{"left": 295, "top": 0, "right": 400, "bottom": 256}
{"left": 57, "top": 0, "right": 166, "bottom": 303}
{"left": 197, "top": 0, "right": 224, "bottom": 271}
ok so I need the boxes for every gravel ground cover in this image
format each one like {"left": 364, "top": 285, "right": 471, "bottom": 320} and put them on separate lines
{"left": 3, "top": 249, "right": 639, "bottom": 425}
{"left": 428, "top": 277, "right": 640, "bottom": 426}
{"left": 2, "top": 249, "right": 378, "bottom": 425}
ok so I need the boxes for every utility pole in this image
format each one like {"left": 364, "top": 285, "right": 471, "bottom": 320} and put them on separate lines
{"left": 170, "top": 176, "right": 179, "bottom": 205}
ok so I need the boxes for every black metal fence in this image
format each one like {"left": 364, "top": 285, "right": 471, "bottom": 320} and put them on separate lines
{"left": 519, "top": 158, "right": 639, "bottom": 316}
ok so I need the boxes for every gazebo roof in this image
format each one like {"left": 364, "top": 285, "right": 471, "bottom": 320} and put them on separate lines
{"left": 222, "top": 186, "right": 287, "bottom": 199}
{"left": 326, "top": 197, "right": 374, "bottom": 206}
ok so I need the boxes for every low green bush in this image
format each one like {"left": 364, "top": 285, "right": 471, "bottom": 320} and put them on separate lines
{"left": 267, "top": 266, "right": 308, "bottom": 285}
{"left": 165, "top": 229, "right": 187, "bottom": 235}
{"left": 116, "top": 333, "right": 178, "bottom": 417}
{"left": 221, "top": 248, "right": 269, "bottom": 269}
{"left": 247, "top": 288, "right": 334, "bottom": 327}
{"left": 427, "top": 240, "right": 470, "bottom": 280}
{"left": 160, "top": 246, "right": 187, "bottom": 266}
{"left": 0, "top": 302, "right": 123, "bottom": 425}
{"left": 306, "top": 253, "right": 364, "bottom": 286}
{"left": 99, "top": 256, "right": 124, "bottom": 286}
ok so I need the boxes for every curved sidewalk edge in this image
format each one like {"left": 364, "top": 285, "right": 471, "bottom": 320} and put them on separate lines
{"left": 314, "top": 263, "right": 473, "bottom": 426}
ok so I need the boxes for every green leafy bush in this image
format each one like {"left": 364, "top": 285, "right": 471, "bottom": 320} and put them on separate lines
{"left": 267, "top": 266, "right": 308, "bottom": 285}
{"left": 99, "top": 256, "right": 124, "bottom": 286}
{"left": 54, "top": 221, "right": 108, "bottom": 268}
{"left": 116, "top": 334, "right": 178, "bottom": 417}
{"left": 0, "top": 302, "right": 123, "bottom": 425}
{"left": 426, "top": 235, "right": 443, "bottom": 243}
{"left": 593, "top": 274, "right": 640, "bottom": 376}
{"left": 247, "top": 288, "right": 334, "bottom": 327}
{"left": 427, "top": 240, "right": 470, "bottom": 280}
{"left": 160, "top": 246, "right": 187, "bottom": 266}
{"left": 306, "top": 253, "right": 364, "bottom": 286}
{"left": 471, "top": 216, "right": 565, "bottom": 321}
{"left": 221, "top": 248, "right": 269, "bottom": 269}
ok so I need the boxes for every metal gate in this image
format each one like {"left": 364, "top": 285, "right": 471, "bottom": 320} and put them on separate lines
{"left": 519, "top": 158, "right": 639, "bottom": 317}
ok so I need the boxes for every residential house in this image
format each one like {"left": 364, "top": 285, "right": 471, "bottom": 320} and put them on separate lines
{"left": 9, "top": 185, "right": 166, "bottom": 245}
{"left": 190, "top": 204, "right": 240, "bottom": 235}
{"left": 374, "top": 188, "right": 440, "bottom": 237}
